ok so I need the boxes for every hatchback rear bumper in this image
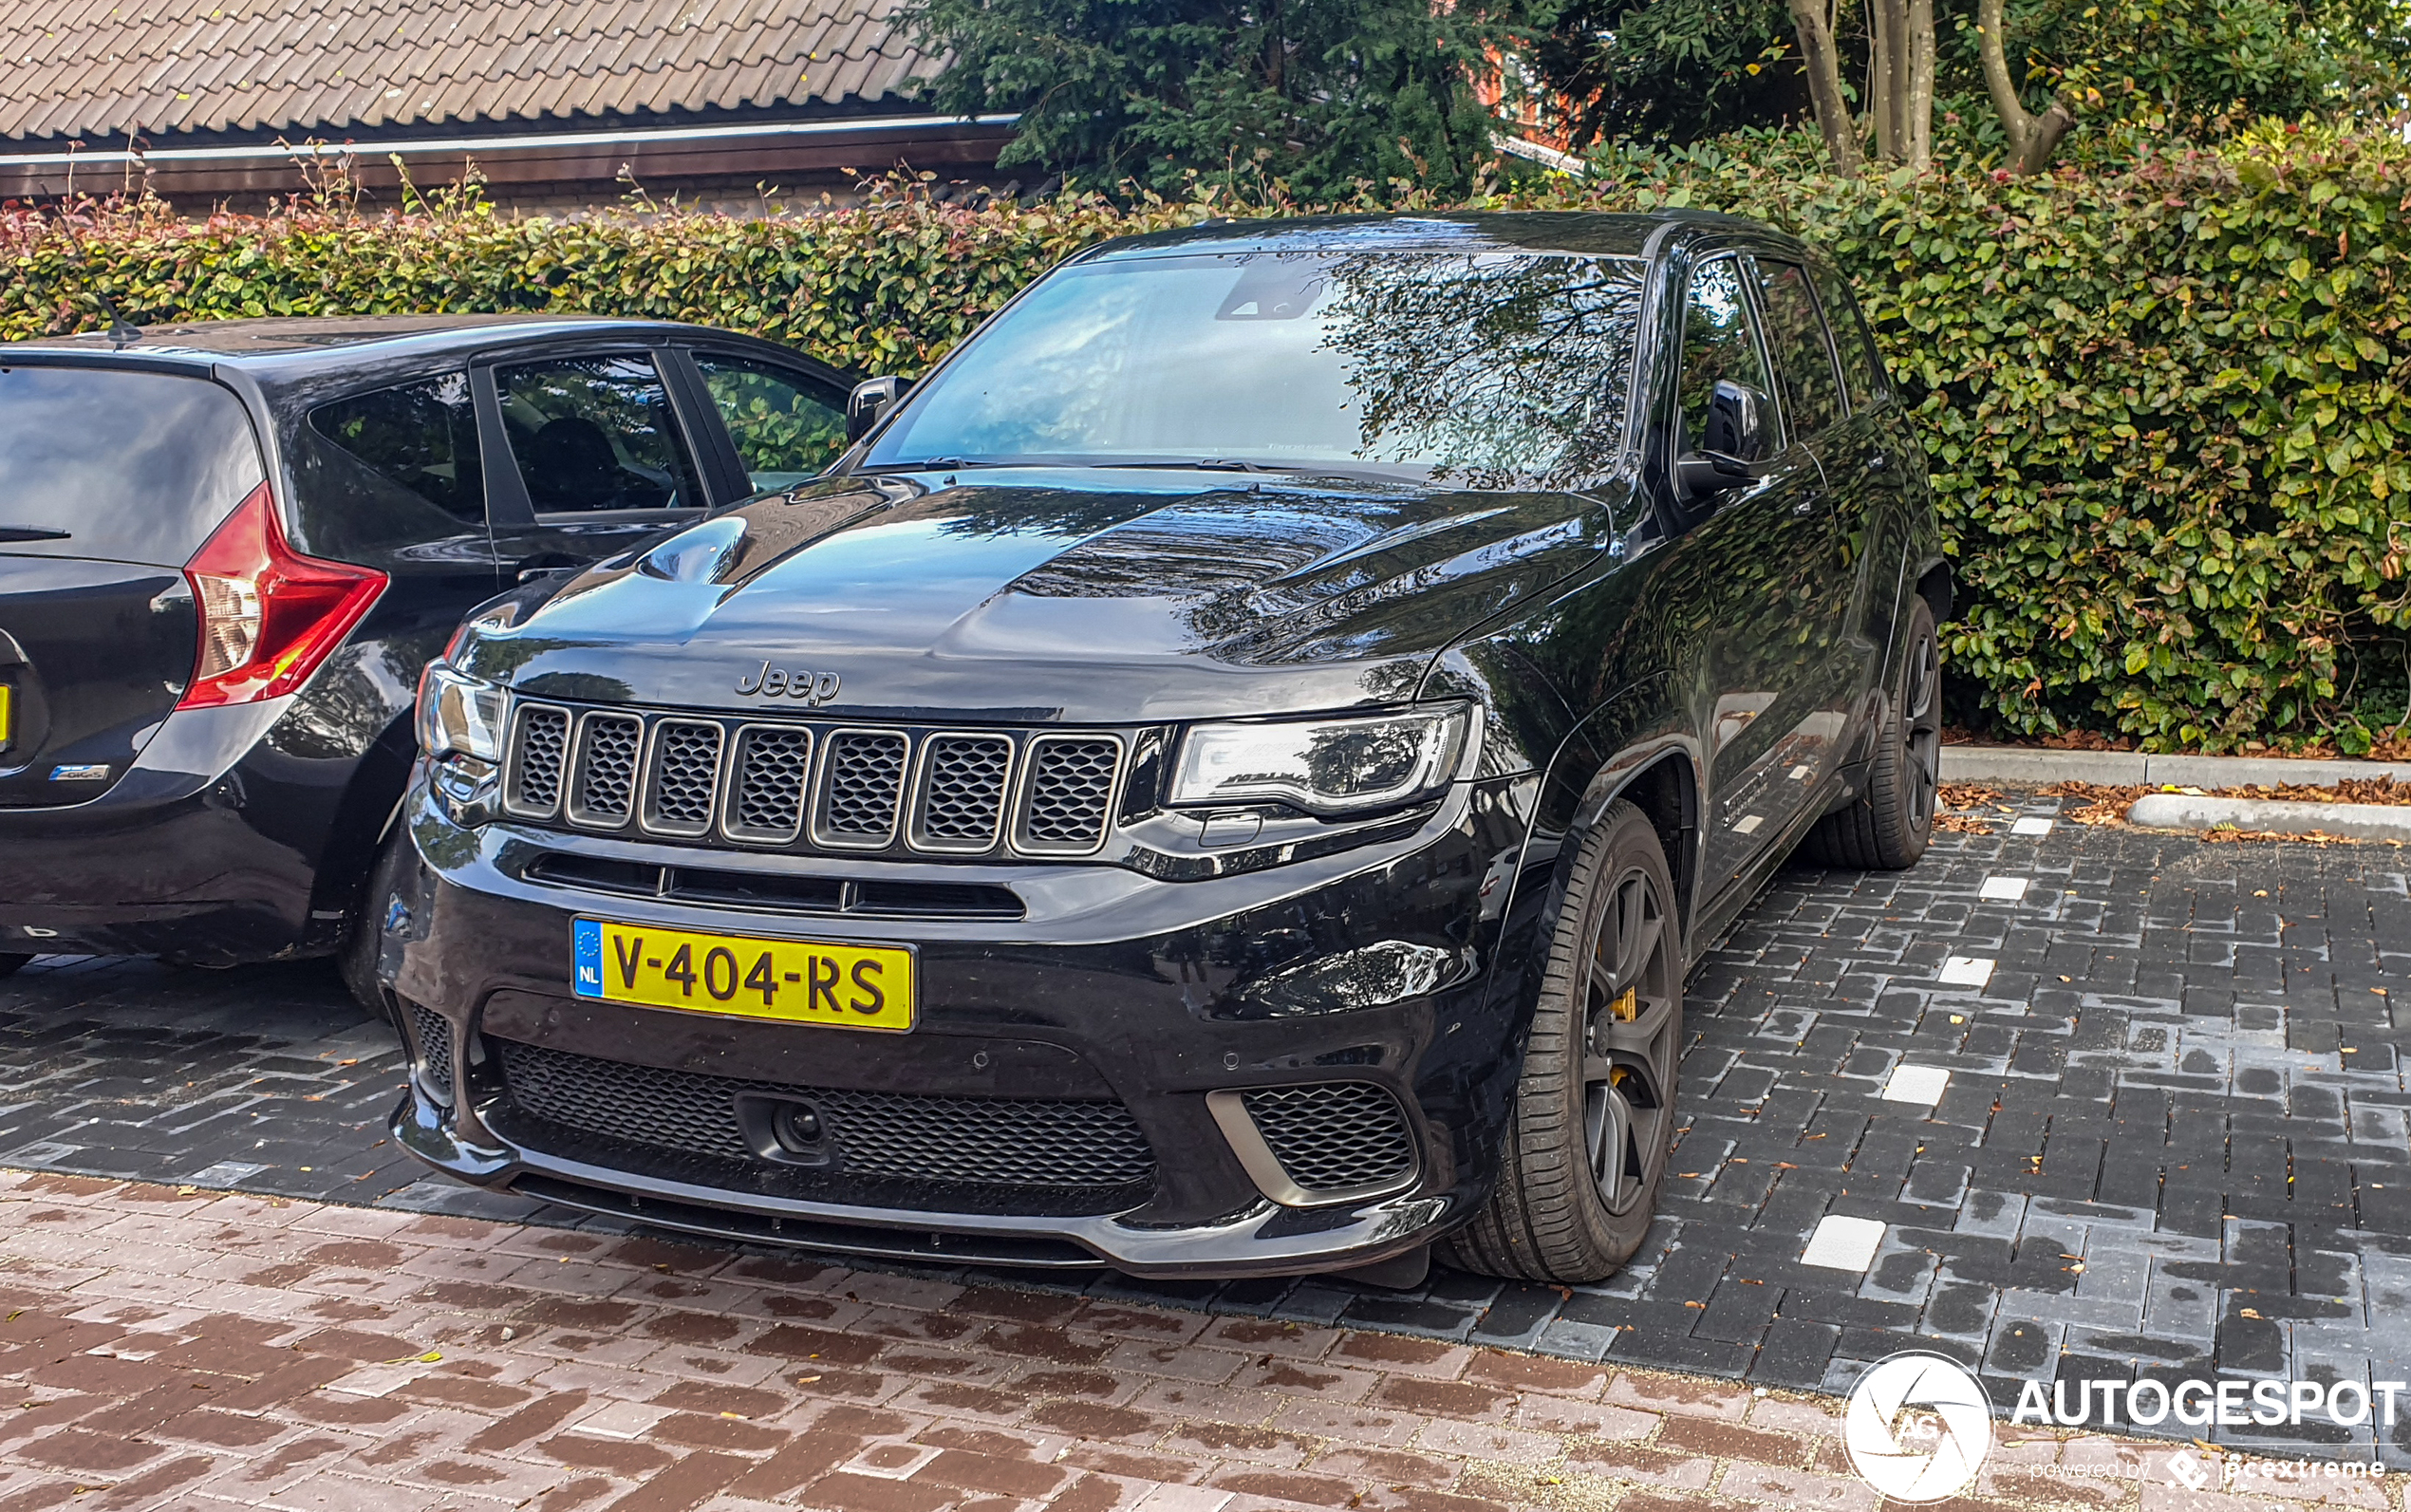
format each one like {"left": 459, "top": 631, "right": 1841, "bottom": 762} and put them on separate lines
{"left": 0, "top": 698, "right": 331, "bottom": 962}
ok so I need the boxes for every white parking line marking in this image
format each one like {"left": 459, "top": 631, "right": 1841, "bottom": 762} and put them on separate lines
{"left": 1802, "top": 1214, "right": 1888, "bottom": 1271}
{"left": 1882, "top": 1064, "right": 1953, "bottom": 1106}
{"left": 1938, "top": 956, "right": 1995, "bottom": 987}
{"left": 1978, "top": 876, "right": 2029, "bottom": 902}
{"left": 2011, "top": 816, "right": 2055, "bottom": 836}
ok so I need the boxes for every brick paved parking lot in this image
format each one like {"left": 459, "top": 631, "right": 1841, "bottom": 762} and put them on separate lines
{"left": 0, "top": 1173, "right": 2386, "bottom": 1512}
{"left": 4, "top": 787, "right": 2410, "bottom": 1476}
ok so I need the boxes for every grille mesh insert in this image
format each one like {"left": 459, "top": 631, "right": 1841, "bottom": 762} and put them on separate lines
{"left": 410, "top": 1006, "right": 454, "bottom": 1101}
{"left": 1020, "top": 737, "right": 1120, "bottom": 849}
{"left": 819, "top": 731, "right": 908, "bottom": 841}
{"left": 495, "top": 1040, "right": 1155, "bottom": 1191}
{"left": 570, "top": 715, "right": 643, "bottom": 825}
{"left": 727, "top": 727, "right": 813, "bottom": 842}
{"left": 509, "top": 706, "right": 569, "bottom": 814}
{"left": 645, "top": 720, "right": 722, "bottom": 833}
{"left": 1242, "top": 1082, "right": 1414, "bottom": 1193}
{"left": 916, "top": 736, "right": 1013, "bottom": 847}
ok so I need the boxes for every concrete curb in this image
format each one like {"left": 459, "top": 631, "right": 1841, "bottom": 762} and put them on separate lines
{"left": 1939, "top": 745, "right": 2411, "bottom": 787}
{"left": 2127, "top": 793, "right": 2411, "bottom": 841}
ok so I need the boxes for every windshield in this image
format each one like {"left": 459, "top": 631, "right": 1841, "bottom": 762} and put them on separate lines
{"left": 865, "top": 250, "right": 1649, "bottom": 490}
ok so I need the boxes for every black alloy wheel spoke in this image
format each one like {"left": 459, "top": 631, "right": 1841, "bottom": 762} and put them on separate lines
{"left": 1580, "top": 866, "right": 1677, "bottom": 1215}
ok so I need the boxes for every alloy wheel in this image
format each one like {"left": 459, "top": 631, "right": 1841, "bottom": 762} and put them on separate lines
{"left": 1903, "top": 619, "right": 1941, "bottom": 831}
{"left": 1580, "top": 865, "right": 1681, "bottom": 1215}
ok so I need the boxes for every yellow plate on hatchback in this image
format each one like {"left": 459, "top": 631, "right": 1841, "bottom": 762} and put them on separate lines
{"left": 571, "top": 918, "right": 914, "bottom": 1031}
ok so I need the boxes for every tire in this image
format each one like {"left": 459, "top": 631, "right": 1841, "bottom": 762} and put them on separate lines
{"left": 0, "top": 953, "right": 30, "bottom": 979}
{"left": 1804, "top": 595, "right": 1940, "bottom": 870}
{"left": 338, "top": 831, "right": 410, "bottom": 1027}
{"left": 1443, "top": 798, "right": 1684, "bottom": 1284}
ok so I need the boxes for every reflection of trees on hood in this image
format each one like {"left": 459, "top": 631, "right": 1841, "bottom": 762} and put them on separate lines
{"left": 1315, "top": 253, "right": 1647, "bottom": 491}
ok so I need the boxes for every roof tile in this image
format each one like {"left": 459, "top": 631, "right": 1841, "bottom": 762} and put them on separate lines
{"left": 0, "top": 0, "right": 943, "bottom": 142}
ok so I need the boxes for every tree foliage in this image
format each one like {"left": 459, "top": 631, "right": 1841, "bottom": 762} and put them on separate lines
{"left": 898, "top": 0, "right": 1530, "bottom": 199}
{"left": 9, "top": 122, "right": 2411, "bottom": 750}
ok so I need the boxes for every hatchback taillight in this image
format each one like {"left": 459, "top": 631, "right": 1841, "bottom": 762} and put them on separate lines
{"left": 178, "top": 482, "right": 386, "bottom": 709}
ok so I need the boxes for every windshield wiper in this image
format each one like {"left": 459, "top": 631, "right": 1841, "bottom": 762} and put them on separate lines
{"left": 1105, "top": 459, "right": 1277, "bottom": 473}
{"left": 0, "top": 526, "right": 69, "bottom": 543}
{"left": 851, "top": 457, "right": 999, "bottom": 474}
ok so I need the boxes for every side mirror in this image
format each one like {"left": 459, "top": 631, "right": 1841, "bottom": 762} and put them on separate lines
{"left": 1675, "top": 380, "right": 1771, "bottom": 501}
{"left": 845, "top": 376, "right": 910, "bottom": 443}
{"left": 1703, "top": 379, "right": 1769, "bottom": 461}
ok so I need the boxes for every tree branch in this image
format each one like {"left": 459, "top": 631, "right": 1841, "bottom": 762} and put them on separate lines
{"left": 1977, "top": 0, "right": 2072, "bottom": 174}
{"left": 1785, "top": 0, "right": 1863, "bottom": 174}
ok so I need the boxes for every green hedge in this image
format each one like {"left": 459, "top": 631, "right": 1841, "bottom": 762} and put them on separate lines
{"left": 7, "top": 131, "right": 2407, "bottom": 752}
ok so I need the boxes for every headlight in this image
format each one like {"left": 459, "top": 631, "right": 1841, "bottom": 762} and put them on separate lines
{"left": 1171, "top": 707, "right": 1469, "bottom": 816}
{"left": 417, "top": 663, "right": 508, "bottom": 764}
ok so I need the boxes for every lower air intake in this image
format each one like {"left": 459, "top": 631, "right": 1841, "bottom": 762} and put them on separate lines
{"left": 410, "top": 1005, "right": 454, "bottom": 1101}
{"left": 494, "top": 1040, "right": 1156, "bottom": 1193}
{"left": 1241, "top": 1082, "right": 1415, "bottom": 1194}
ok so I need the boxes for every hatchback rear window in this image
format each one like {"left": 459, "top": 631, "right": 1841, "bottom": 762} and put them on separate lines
{"left": 0, "top": 365, "right": 265, "bottom": 566}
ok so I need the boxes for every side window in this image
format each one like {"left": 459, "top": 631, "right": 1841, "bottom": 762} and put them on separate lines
{"left": 494, "top": 355, "right": 702, "bottom": 514}
{"left": 1812, "top": 265, "right": 1885, "bottom": 413}
{"left": 1676, "top": 258, "right": 1772, "bottom": 456}
{"left": 1753, "top": 261, "right": 1846, "bottom": 442}
{"left": 308, "top": 373, "right": 484, "bottom": 524}
{"left": 693, "top": 355, "right": 849, "bottom": 494}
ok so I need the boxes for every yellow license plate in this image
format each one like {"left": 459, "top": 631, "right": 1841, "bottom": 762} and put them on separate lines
{"left": 0, "top": 682, "right": 9, "bottom": 748}
{"left": 571, "top": 918, "right": 914, "bottom": 1031}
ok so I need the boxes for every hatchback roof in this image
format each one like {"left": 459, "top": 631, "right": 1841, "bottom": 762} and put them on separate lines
{"left": 0, "top": 312, "right": 767, "bottom": 375}
{"left": 1074, "top": 209, "right": 1782, "bottom": 266}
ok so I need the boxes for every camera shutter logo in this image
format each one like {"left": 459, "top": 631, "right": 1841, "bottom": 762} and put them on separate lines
{"left": 1843, "top": 1352, "right": 1995, "bottom": 1503}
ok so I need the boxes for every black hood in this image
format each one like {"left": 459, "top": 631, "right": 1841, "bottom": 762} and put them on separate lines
{"left": 458, "top": 468, "right": 1623, "bottom": 724}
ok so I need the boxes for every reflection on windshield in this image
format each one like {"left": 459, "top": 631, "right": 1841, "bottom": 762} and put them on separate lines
{"left": 866, "top": 251, "right": 1648, "bottom": 490}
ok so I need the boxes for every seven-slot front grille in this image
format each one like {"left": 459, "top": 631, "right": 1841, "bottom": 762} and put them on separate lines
{"left": 494, "top": 1038, "right": 1157, "bottom": 1193}
{"left": 505, "top": 701, "right": 1127, "bottom": 860}
{"left": 1241, "top": 1082, "right": 1416, "bottom": 1195}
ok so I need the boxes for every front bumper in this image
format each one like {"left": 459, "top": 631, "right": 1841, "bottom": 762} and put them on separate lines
{"left": 386, "top": 769, "right": 1547, "bottom": 1278}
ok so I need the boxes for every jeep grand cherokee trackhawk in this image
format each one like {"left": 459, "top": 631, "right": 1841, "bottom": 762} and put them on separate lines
{"left": 383, "top": 212, "right": 1949, "bottom": 1285}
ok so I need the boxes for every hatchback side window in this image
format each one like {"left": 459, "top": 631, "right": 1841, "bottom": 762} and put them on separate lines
{"left": 495, "top": 355, "right": 702, "bottom": 514}
{"left": 1753, "top": 261, "right": 1846, "bottom": 441}
{"left": 308, "top": 373, "right": 484, "bottom": 523}
{"left": 1812, "top": 265, "right": 1886, "bottom": 413}
{"left": 693, "top": 355, "right": 848, "bottom": 493}
{"left": 1676, "top": 258, "right": 1773, "bottom": 456}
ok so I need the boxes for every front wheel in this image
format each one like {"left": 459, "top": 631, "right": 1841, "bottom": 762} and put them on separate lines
{"left": 1444, "top": 798, "right": 1684, "bottom": 1283}
{"left": 1804, "top": 595, "right": 1940, "bottom": 870}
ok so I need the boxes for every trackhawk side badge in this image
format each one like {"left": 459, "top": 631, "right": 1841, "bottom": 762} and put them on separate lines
{"left": 735, "top": 662, "right": 842, "bottom": 705}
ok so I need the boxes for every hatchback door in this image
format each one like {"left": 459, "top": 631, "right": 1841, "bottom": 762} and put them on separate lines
{"left": 0, "top": 364, "right": 263, "bottom": 806}
{"left": 475, "top": 349, "right": 719, "bottom": 580}
{"left": 679, "top": 347, "right": 852, "bottom": 497}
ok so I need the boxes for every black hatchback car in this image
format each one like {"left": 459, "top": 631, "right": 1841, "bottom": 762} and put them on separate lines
{"left": 385, "top": 213, "right": 1950, "bottom": 1285}
{"left": 0, "top": 315, "right": 853, "bottom": 1003}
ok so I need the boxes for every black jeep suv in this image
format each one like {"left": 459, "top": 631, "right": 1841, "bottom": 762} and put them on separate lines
{"left": 0, "top": 315, "right": 852, "bottom": 1001}
{"left": 386, "top": 213, "right": 1949, "bottom": 1284}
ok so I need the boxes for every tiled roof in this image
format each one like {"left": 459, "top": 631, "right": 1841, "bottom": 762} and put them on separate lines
{"left": 0, "top": 0, "right": 941, "bottom": 144}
